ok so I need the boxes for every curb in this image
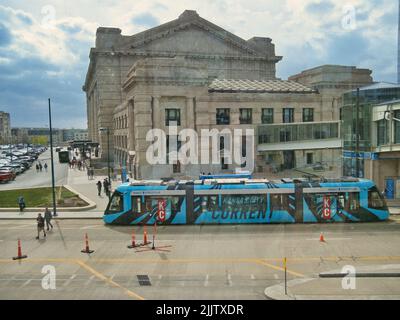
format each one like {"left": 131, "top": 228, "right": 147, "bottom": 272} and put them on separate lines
{"left": 0, "top": 185, "right": 97, "bottom": 213}
{"left": 264, "top": 278, "right": 315, "bottom": 300}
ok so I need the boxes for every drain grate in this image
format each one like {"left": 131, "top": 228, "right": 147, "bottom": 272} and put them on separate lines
{"left": 137, "top": 275, "right": 152, "bottom": 286}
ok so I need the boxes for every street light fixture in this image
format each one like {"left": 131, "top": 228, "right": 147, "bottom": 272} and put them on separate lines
{"left": 99, "top": 127, "right": 111, "bottom": 198}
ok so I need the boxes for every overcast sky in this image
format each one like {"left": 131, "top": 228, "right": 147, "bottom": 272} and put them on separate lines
{"left": 0, "top": 0, "right": 398, "bottom": 128}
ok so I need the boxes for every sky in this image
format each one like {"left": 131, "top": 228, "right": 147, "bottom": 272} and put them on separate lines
{"left": 0, "top": 0, "right": 398, "bottom": 129}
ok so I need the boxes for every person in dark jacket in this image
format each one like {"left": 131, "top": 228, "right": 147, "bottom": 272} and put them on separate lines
{"left": 18, "top": 196, "right": 25, "bottom": 213}
{"left": 103, "top": 179, "right": 109, "bottom": 197}
{"left": 96, "top": 181, "right": 102, "bottom": 196}
{"left": 36, "top": 213, "right": 46, "bottom": 239}
{"left": 44, "top": 207, "right": 53, "bottom": 231}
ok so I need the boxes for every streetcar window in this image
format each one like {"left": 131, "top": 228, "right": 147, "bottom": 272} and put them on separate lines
{"left": 221, "top": 195, "right": 266, "bottom": 212}
{"left": 337, "top": 192, "right": 360, "bottom": 212}
{"left": 200, "top": 196, "right": 218, "bottom": 212}
{"left": 348, "top": 193, "right": 360, "bottom": 211}
{"left": 271, "top": 194, "right": 290, "bottom": 211}
{"left": 107, "top": 192, "right": 124, "bottom": 213}
{"left": 368, "top": 188, "right": 386, "bottom": 209}
{"left": 131, "top": 196, "right": 142, "bottom": 213}
{"left": 143, "top": 196, "right": 182, "bottom": 213}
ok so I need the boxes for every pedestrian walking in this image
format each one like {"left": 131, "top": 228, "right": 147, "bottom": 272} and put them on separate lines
{"left": 44, "top": 207, "right": 53, "bottom": 231}
{"left": 39, "top": 163, "right": 43, "bottom": 172}
{"left": 96, "top": 180, "right": 102, "bottom": 196}
{"left": 36, "top": 213, "right": 46, "bottom": 239}
{"left": 17, "top": 196, "right": 25, "bottom": 213}
{"left": 106, "top": 183, "right": 112, "bottom": 197}
{"left": 44, "top": 163, "right": 48, "bottom": 172}
{"left": 87, "top": 168, "right": 90, "bottom": 180}
{"left": 90, "top": 168, "right": 95, "bottom": 180}
{"left": 103, "top": 178, "right": 109, "bottom": 197}
{"left": 36, "top": 164, "right": 39, "bottom": 172}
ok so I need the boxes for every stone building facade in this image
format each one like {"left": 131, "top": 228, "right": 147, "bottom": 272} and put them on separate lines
{"left": 83, "top": 10, "right": 373, "bottom": 179}
{"left": 0, "top": 111, "right": 11, "bottom": 144}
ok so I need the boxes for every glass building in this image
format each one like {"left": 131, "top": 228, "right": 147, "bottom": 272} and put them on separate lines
{"left": 341, "top": 82, "right": 400, "bottom": 178}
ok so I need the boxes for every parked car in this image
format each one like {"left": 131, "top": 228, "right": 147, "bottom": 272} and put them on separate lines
{"left": 8, "top": 163, "right": 24, "bottom": 174}
{"left": 0, "top": 169, "right": 16, "bottom": 182}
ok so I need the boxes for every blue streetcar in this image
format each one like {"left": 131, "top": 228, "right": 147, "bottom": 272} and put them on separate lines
{"left": 104, "top": 176, "right": 389, "bottom": 225}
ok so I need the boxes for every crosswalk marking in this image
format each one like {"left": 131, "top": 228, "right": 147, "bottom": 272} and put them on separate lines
{"left": 63, "top": 274, "right": 76, "bottom": 287}
{"left": 204, "top": 274, "right": 209, "bottom": 287}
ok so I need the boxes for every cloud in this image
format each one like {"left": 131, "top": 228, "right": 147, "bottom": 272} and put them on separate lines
{"left": 0, "top": 23, "right": 12, "bottom": 47}
{"left": 306, "top": 0, "right": 335, "bottom": 14}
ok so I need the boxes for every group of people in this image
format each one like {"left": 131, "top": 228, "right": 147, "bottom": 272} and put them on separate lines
{"left": 36, "top": 208, "right": 54, "bottom": 240}
{"left": 96, "top": 178, "right": 111, "bottom": 197}
{"left": 68, "top": 158, "right": 86, "bottom": 171}
{"left": 35, "top": 162, "right": 48, "bottom": 173}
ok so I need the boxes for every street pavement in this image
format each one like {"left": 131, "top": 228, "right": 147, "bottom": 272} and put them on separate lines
{"left": 1, "top": 219, "right": 400, "bottom": 300}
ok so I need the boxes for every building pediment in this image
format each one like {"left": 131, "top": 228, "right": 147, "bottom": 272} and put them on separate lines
{"left": 117, "top": 10, "right": 279, "bottom": 61}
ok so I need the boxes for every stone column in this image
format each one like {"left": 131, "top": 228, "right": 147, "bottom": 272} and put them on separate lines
{"left": 186, "top": 97, "right": 195, "bottom": 130}
{"left": 152, "top": 96, "right": 161, "bottom": 129}
{"left": 133, "top": 95, "right": 152, "bottom": 179}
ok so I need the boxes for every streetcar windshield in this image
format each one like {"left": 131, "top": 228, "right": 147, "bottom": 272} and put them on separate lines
{"left": 105, "top": 191, "right": 124, "bottom": 214}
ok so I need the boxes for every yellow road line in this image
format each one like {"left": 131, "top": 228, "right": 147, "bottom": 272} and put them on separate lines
{"left": 254, "top": 259, "right": 305, "bottom": 278}
{"left": 75, "top": 260, "right": 145, "bottom": 300}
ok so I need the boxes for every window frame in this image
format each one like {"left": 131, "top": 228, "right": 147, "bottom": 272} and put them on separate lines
{"left": 239, "top": 108, "right": 253, "bottom": 124}
{"left": 216, "top": 108, "right": 230, "bottom": 125}
{"left": 283, "top": 108, "right": 295, "bottom": 123}
{"left": 262, "top": 108, "right": 274, "bottom": 124}
{"left": 302, "top": 108, "right": 314, "bottom": 122}
{"left": 165, "top": 108, "right": 181, "bottom": 126}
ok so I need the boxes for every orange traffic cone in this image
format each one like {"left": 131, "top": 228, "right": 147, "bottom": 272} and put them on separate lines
{"left": 143, "top": 225, "right": 151, "bottom": 246}
{"left": 12, "top": 239, "right": 27, "bottom": 260}
{"left": 127, "top": 229, "right": 138, "bottom": 249}
{"left": 81, "top": 233, "right": 94, "bottom": 254}
{"left": 319, "top": 232, "right": 325, "bottom": 242}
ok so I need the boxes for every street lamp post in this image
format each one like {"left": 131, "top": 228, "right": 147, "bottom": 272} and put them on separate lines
{"left": 99, "top": 127, "right": 111, "bottom": 199}
{"left": 48, "top": 98, "right": 57, "bottom": 217}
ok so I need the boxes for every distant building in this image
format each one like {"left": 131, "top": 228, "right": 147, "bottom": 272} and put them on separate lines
{"left": 11, "top": 127, "right": 64, "bottom": 145}
{"left": 61, "top": 129, "right": 89, "bottom": 142}
{"left": 0, "top": 111, "right": 11, "bottom": 143}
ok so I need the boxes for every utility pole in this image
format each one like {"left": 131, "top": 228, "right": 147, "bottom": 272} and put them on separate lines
{"left": 48, "top": 98, "right": 57, "bottom": 217}
{"left": 99, "top": 127, "right": 111, "bottom": 199}
{"left": 355, "top": 88, "right": 360, "bottom": 178}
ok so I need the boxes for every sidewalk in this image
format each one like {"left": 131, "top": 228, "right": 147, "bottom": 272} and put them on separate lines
{"left": 66, "top": 165, "right": 111, "bottom": 212}
{"left": 265, "top": 265, "right": 400, "bottom": 300}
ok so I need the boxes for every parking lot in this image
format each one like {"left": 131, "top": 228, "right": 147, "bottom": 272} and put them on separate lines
{"left": 1, "top": 219, "right": 400, "bottom": 300}
{"left": 0, "top": 147, "right": 68, "bottom": 190}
